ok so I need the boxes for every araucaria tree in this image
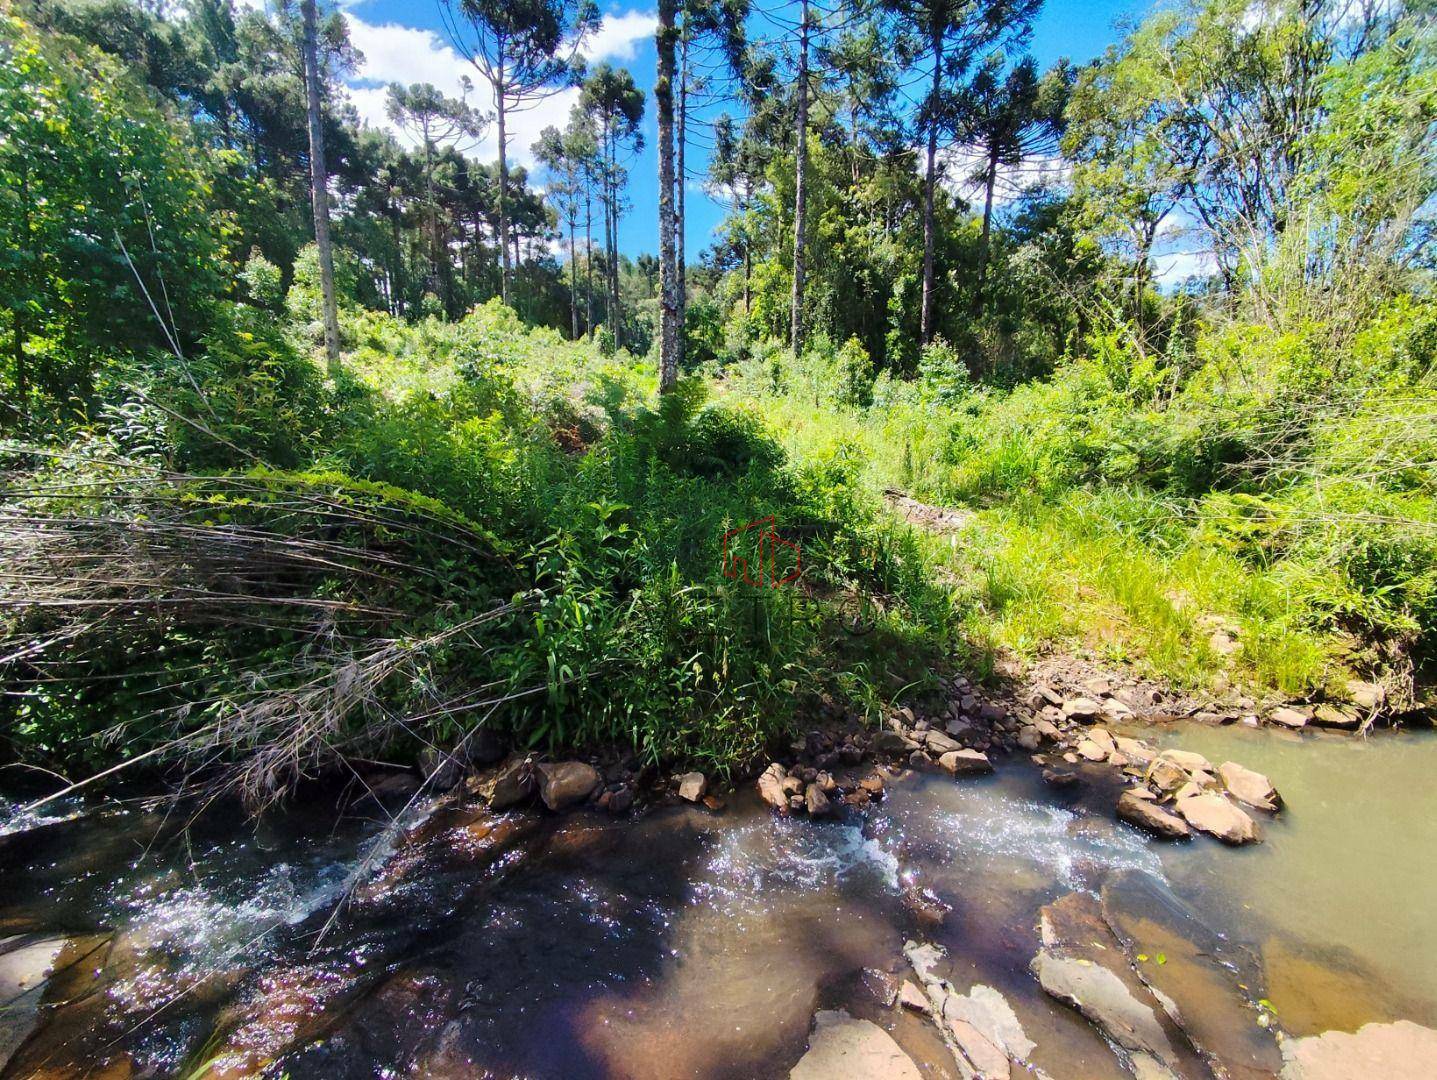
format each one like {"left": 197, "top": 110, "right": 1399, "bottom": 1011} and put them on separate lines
{"left": 386, "top": 81, "right": 488, "bottom": 307}
{"left": 657, "top": 0, "right": 681, "bottom": 390}
{"left": 578, "top": 64, "right": 645, "bottom": 349}
{"left": 438, "top": 0, "right": 599, "bottom": 305}
{"left": 301, "top": 0, "right": 341, "bottom": 375}
{"left": 885, "top": 0, "right": 1039, "bottom": 343}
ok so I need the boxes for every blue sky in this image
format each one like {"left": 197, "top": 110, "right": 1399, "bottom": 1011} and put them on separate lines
{"left": 338, "top": 0, "right": 1158, "bottom": 259}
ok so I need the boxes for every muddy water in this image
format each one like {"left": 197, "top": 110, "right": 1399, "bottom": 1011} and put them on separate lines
{"left": 2, "top": 727, "right": 1434, "bottom": 1078}
{"left": 1149, "top": 724, "right": 1437, "bottom": 1034}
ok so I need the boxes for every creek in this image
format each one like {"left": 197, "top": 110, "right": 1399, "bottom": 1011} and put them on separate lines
{"left": 2, "top": 724, "right": 1433, "bottom": 1078}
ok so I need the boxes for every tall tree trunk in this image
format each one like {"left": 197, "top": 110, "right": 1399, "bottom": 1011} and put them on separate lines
{"left": 496, "top": 81, "right": 511, "bottom": 306}
{"left": 585, "top": 192, "right": 594, "bottom": 339}
{"left": 390, "top": 211, "right": 405, "bottom": 316}
{"left": 676, "top": 21, "right": 689, "bottom": 342}
{"left": 920, "top": 30, "right": 942, "bottom": 346}
{"left": 790, "top": 0, "right": 810, "bottom": 356}
{"left": 657, "top": 0, "right": 680, "bottom": 391}
{"left": 11, "top": 316, "right": 25, "bottom": 413}
{"left": 607, "top": 132, "right": 622, "bottom": 349}
{"left": 744, "top": 243, "right": 751, "bottom": 313}
{"left": 301, "top": 0, "right": 341, "bottom": 376}
{"left": 973, "top": 145, "right": 999, "bottom": 317}
{"left": 569, "top": 213, "right": 579, "bottom": 339}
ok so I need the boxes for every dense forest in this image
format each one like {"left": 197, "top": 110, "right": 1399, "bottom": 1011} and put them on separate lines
{"left": 1, "top": 0, "right": 1433, "bottom": 799}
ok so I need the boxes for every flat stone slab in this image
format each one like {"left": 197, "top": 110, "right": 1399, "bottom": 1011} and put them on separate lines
{"left": 789, "top": 1010, "right": 922, "bottom": 1079}
{"left": 1, "top": 935, "right": 70, "bottom": 1071}
{"left": 1280, "top": 1019, "right": 1437, "bottom": 1079}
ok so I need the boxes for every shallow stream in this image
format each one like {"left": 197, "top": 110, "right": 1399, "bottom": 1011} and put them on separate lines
{"left": 2, "top": 724, "right": 1433, "bottom": 1078}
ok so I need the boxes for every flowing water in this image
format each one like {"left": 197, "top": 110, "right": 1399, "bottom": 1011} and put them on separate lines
{"left": 2, "top": 725, "right": 1434, "bottom": 1078}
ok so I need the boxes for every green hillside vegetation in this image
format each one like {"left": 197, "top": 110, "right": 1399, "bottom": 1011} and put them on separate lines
{"left": 2, "top": 0, "right": 1433, "bottom": 797}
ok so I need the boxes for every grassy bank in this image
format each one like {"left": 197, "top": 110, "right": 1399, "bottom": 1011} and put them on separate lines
{"left": 724, "top": 303, "right": 1437, "bottom": 702}
{"left": 1, "top": 302, "right": 958, "bottom": 797}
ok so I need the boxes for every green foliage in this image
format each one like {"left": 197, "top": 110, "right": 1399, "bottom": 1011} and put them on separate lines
{"left": 1, "top": 9, "right": 228, "bottom": 428}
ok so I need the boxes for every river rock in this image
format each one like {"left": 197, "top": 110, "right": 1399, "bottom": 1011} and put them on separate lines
{"left": 1076, "top": 739, "right": 1108, "bottom": 762}
{"left": 1102, "top": 697, "right": 1135, "bottom": 719}
{"left": 1063, "top": 697, "right": 1103, "bottom": 720}
{"left": 941, "top": 984, "right": 1035, "bottom": 1065}
{"left": 472, "top": 755, "right": 535, "bottom": 810}
{"left": 1218, "top": 761, "right": 1280, "bottom": 811}
{"left": 1114, "top": 736, "right": 1156, "bottom": 766}
{"left": 1016, "top": 726, "right": 1042, "bottom": 750}
{"left": 1145, "top": 758, "right": 1189, "bottom": 795}
{"left": 938, "top": 749, "right": 993, "bottom": 776}
{"left": 1269, "top": 706, "right": 1310, "bottom": 729}
{"left": 608, "top": 787, "right": 634, "bottom": 815}
{"left": 1030, "top": 951, "right": 1179, "bottom": 1078}
{"left": 1, "top": 935, "right": 71, "bottom": 1071}
{"left": 676, "top": 772, "right": 707, "bottom": 802}
{"left": 1344, "top": 680, "right": 1386, "bottom": 713}
{"left": 418, "top": 747, "right": 464, "bottom": 791}
{"left": 805, "top": 782, "right": 833, "bottom": 817}
{"left": 536, "top": 762, "right": 600, "bottom": 811}
{"left": 758, "top": 763, "right": 790, "bottom": 812}
{"left": 923, "top": 730, "right": 963, "bottom": 755}
{"left": 1116, "top": 791, "right": 1191, "bottom": 840}
{"left": 1311, "top": 704, "right": 1359, "bottom": 729}
{"left": 1279, "top": 1019, "right": 1437, "bottom": 1079}
{"left": 1175, "top": 792, "right": 1259, "bottom": 844}
{"left": 947, "top": 1018, "right": 1010, "bottom": 1079}
{"left": 789, "top": 1010, "right": 921, "bottom": 1080}
{"left": 872, "top": 730, "right": 918, "bottom": 754}
{"left": 898, "top": 980, "right": 930, "bottom": 1014}
{"left": 1158, "top": 748, "right": 1212, "bottom": 774}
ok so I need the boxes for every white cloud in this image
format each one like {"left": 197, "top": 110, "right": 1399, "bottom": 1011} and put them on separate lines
{"left": 342, "top": 10, "right": 654, "bottom": 169}
{"left": 582, "top": 9, "right": 658, "bottom": 63}
{"left": 938, "top": 144, "right": 1071, "bottom": 209}
{"left": 1152, "top": 247, "right": 1218, "bottom": 286}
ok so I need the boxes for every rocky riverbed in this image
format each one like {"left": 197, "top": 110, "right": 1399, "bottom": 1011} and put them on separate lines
{"left": 3, "top": 710, "right": 1436, "bottom": 1079}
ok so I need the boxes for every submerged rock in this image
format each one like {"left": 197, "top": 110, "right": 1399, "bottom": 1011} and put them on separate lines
{"left": 1175, "top": 792, "right": 1259, "bottom": 844}
{"left": 1033, "top": 893, "right": 1206, "bottom": 1080}
{"left": 1116, "top": 790, "right": 1191, "bottom": 840}
{"left": 1218, "top": 761, "right": 1281, "bottom": 811}
{"left": 1102, "top": 871, "right": 1284, "bottom": 1079}
{"left": 789, "top": 1010, "right": 921, "bottom": 1079}
{"left": 535, "top": 761, "right": 600, "bottom": 811}
{"left": 1280, "top": 1019, "right": 1437, "bottom": 1079}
